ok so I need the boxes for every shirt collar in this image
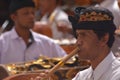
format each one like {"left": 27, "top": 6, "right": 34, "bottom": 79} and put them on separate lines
{"left": 10, "top": 28, "right": 36, "bottom": 42}
{"left": 10, "top": 28, "right": 19, "bottom": 39}
{"left": 93, "top": 51, "right": 116, "bottom": 80}
{"left": 87, "top": 67, "right": 94, "bottom": 79}
{"left": 27, "top": 31, "right": 35, "bottom": 47}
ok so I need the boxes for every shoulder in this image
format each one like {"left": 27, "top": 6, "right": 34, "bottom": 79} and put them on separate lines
{"left": 31, "top": 31, "right": 55, "bottom": 43}
{"left": 0, "top": 31, "right": 12, "bottom": 40}
{"left": 0, "top": 31, "right": 11, "bottom": 51}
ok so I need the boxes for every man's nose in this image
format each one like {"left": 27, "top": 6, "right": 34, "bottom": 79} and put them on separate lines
{"left": 76, "top": 39, "right": 83, "bottom": 46}
{"left": 29, "top": 13, "right": 35, "bottom": 19}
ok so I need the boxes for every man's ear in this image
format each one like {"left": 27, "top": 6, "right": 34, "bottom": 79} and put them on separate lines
{"left": 10, "top": 14, "right": 16, "bottom": 22}
{"left": 100, "top": 33, "right": 109, "bottom": 46}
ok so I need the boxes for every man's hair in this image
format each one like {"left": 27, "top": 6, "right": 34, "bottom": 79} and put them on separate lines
{"left": 9, "top": 0, "right": 35, "bottom": 15}
{"left": 93, "top": 30, "right": 115, "bottom": 48}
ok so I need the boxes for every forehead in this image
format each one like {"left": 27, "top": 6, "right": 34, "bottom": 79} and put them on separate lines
{"left": 17, "top": 7, "right": 35, "bottom": 12}
{"left": 76, "top": 29, "right": 94, "bottom": 34}
{"left": 40, "top": 0, "right": 49, "bottom": 2}
{"left": 76, "top": 29, "right": 98, "bottom": 38}
{"left": 40, "top": 0, "right": 55, "bottom": 2}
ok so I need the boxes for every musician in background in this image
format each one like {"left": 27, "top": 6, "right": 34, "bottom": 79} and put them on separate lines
{"left": 33, "top": 0, "right": 73, "bottom": 39}
{"left": 0, "top": 0, "right": 67, "bottom": 64}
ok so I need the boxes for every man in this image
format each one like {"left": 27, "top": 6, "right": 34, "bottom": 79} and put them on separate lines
{"left": 33, "top": 0, "right": 73, "bottom": 39}
{"left": 31, "top": 7, "right": 120, "bottom": 80}
{"left": 0, "top": 0, "right": 67, "bottom": 64}
{"left": 68, "top": 7, "right": 120, "bottom": 80}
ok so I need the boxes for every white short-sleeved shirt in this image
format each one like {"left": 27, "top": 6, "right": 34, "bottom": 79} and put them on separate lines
{"left": 72, "top": 51, "right": 120, "bottom": 80}
{"left": 0, "top": 28, "right": 67, "bottom": 64}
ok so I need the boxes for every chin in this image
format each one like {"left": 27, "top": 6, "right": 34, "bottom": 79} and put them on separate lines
{"left": 29, "top": 26, "right": 34, "bottom": 29}
{"left": 78, "top": 54, "right": 89, "bottom": 60}
{"left": 28, "top": 25, "right": 34, "bottom": 29}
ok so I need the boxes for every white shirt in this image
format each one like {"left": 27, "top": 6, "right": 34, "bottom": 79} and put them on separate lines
{"left": 40, "top": 7, "right": 72, "bottom": 39}
{"left": 72, "top": 51, "right": 120, "bottom": 80}
{"left": 95, "top": 0, "right": 120, "bottom": 28}
{"left": 0, "top": 28, "right": 67, "bottom": 64}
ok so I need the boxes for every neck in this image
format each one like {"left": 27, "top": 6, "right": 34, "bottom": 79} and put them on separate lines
{"left": 15, "top": 26, "right": 31, "bottom": 45}
{"left": 91, "top": 46, "right": 110, "bottom": 70}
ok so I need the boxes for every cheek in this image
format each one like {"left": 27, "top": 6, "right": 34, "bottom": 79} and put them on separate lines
{"left": 79, "top": 40, "right": 99, "bottom": 55}
{"left": 88, "top": 39, "right": 100, "bottom": 52}
{"left": 17, "top": 16, "right": 25, "bottom": 22}
{"left": 18, "top": 19, "right": 26, "bottom": 25}
{"left": 19, "top": 17, "right": 28, "bottom": 24}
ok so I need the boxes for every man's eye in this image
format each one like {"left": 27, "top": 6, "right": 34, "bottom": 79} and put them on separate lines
{"left": 81, "top": 33, "right": 86, "bottom": 36}
{"left": 77, "top": 33, "right": 86, "bottom": 37}
{"left": 23, "top": 12, "right": 28, "bottom": 15}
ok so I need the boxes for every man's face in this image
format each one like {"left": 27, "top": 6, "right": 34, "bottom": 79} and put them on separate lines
{"left": 76, "top": 30, "right": 102, "bottom": 60}
{"left": 11, "top": 7, "right": 35, "bottom": 29}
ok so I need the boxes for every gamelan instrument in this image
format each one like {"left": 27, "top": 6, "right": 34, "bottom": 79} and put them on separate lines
{"left": 4, "top": 47, "right": 90, "bottom": 80}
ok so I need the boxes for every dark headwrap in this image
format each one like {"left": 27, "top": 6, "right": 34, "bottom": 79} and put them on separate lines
{"left": 69, "top": 7, "right": 116, "bottom": 37}
{"left": 9, "top": 0, "right": 35, "bottom": 14}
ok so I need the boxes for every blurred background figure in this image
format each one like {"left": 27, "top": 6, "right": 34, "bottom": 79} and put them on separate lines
{"left": 33, "top": 0, "right": 73, "bottom": 39}
{"left": 94, "top": 0, "right": 120, "bottom": 28}
{"left": 0, "top": 0, "right": 13, "bottom": 33}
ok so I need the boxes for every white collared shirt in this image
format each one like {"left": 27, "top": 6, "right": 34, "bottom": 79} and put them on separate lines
{"left": 72, "top": 51, "right": 120, "bottom": 80}
{"left": 0, "top": 28, "right": 67, "bottom": 64}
